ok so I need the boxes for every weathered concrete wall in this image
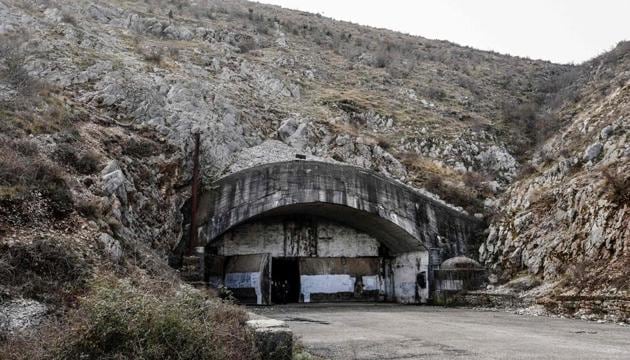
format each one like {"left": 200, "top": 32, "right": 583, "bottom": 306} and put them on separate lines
{"left": 210, "top": 216, "right": 380, "bottom": 258}
{"left": 223, "top": 254, "right": 270, "bottom": 305}
{"left": 189, "top": 160, "right": 482, "bottom": 257}
{"left": 299, "top": 257, "right": 383, "bottom": 302}
{"left": 175, "top": 160, "right": 482, "bottom": 304}
{"left": 211, "top": 218, "right": 395, "bottom": 302}
{"left": 247, "top": 314, "right": 293, "bottom": 360}
{"left": 392, "top": 251, "right": 429, "bottom": 303}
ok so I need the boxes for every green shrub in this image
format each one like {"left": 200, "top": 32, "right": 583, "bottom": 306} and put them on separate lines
{"left": 51, "top": 279, "right": 259, "bottom": 360}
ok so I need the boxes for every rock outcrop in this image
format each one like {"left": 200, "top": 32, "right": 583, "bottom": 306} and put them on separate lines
{"left": 481, "top": 46, "right": 629, "bottom": 303}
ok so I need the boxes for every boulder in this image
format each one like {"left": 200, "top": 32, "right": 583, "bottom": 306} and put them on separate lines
{"left": 600, "top": 125, "right": 614, "bottom": 139}
{"left": 583, "top": 142, "right": 603, "bottom": 162}
{"left": 101, "top": 160, "right": 128, "bottom": 204}
{"left": 98, "top": 233, "right": 123, "bottom": 262}
{"left": 0, "top": 299, "right": 47, "bottom": 334}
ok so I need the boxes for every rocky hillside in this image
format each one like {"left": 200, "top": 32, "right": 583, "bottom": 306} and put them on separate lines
{"left": 0, "top": 0, "right": 575, "bottom": 212}
{"left": 0, "top": 0, "right": 627, "bottom": 343}
{"left": 480, "top": 43, "right": 629, "bottom": 304}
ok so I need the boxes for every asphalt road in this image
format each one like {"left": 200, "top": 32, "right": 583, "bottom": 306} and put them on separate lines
{"left": 252, "top": 303, "right": 630, "bottom": 360}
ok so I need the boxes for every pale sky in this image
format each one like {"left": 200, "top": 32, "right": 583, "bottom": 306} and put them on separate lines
{"left": 258, "top": 0, "right": 630, "bottom": 64}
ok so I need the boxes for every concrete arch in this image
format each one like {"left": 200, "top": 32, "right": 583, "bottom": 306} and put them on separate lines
{"left": 192, "top": 160, "right": 481, "bottom": 256}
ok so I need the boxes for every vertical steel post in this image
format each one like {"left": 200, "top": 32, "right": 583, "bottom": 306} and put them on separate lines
{"left": 188, "top": 132, "right": 201, "bottom": 256}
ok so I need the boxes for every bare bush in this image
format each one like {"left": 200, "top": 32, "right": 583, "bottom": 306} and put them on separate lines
{"left": 376, "top": 137, "right": 392, "bottom": 150}
{"left": 142, "top": 48, "right": 164, "bottom": 64}
{"left": 237, "top": 36, "right": 258, "bottom": 53}
{"left": 61, "top": 13, "right": 78, "bottom": 26}
{"left": 0, "top": 34, "right": 41, "bottom": 107}
{"left": 0, "top": 140, "right": 74, "bottom": 220}
{"left": 373, "top": 47, "right": 394, "bottom": 68}
{"left": 602, "top": 166, "right": 630, "bottom": 206}
{"left": 0, "top": 237, "right": 90, "bottom": 304}
{"left": 53, "top": 143, "right": 100, "bottom": 175}
{"left": 462, "top": 171, "right": 490, "bottom": 195}
{"left": 123, "top": 138, "right": 158, "bottom": 158}
{"left": 0, "top": 277, "right": 259, "bottom": 360}
{"left": 425, "top": 87, "right": 447, "bottom": 101}
{"left": 423, "top": 174, "right": 484, "bottom": 214}
{"left": 501, "top": 101, "right": 559, "bottom": 147}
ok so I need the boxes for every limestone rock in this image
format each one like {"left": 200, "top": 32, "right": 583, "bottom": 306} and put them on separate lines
{"left": 163, "top": 25, "right": 193, "bottom": 40}
{"left": 0, "top": 299, "right": 47, "bottom": 334}
{"left": 476, "top": 145, "right": 518, "bottom": 182}
{"left": 98, "top": 233, "right": 123, "bottom": 262}
{"left": 227, "top": 140, "right": 332, "bottom": 174}
{"left": 583, "top": 142, "right": 603, "bottom": 161}
{"left": 102, "top": 162, "right": 127, "bottom": 204}
{"left": 600, "top": 125, "right": 614, "bottom": 139}
{"left": 277, "top": 117, "right": 310, "bottom": 150}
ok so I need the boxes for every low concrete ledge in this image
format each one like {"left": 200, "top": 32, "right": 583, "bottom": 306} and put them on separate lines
{"left": 437, "top": 290, "right": 535, "bottom": 307}
{"left": 247, "top": 313, "right": 293, "bottom": 360}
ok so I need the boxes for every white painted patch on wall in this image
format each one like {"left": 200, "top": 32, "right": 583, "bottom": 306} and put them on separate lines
{"left": 392, "top": 251, "right": 429, "bottom": 304}
{"left": 225, "top": 272, "right": 263, "bottom": 304}
{"left": 300, "top": 274, "right": 355, "bottom": 303}
{"left": 362, "top": 275, "right": 381, "bottom": 291}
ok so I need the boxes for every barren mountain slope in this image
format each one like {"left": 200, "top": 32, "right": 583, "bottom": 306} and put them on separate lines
{"left": 481, "top": 43, "right": 629, "bottom": 302}
{"left": 1, "top": 0, "right": 574, "bottom": 212}
{"left": 0, "top": 0, "right": 627, "bottom": 345}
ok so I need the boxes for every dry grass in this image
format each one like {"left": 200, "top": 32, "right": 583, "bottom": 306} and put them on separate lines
{"left": 0, "top": 236, "right": 90, "bottom": 305}
{"left": 0, "top": 139, "right": 74, "bottom": 221}
{"left": 399, "top": 153, "right": 486, "bottom": 213}
{"left": 400, "top": 152, "right": 459, "bottom": 181}
{"left": 602, "top": 165, "right": 630, "bottom": 206}
{"left": 1, "top": 275, "right": 259, "bottom": 360}
{"left": 529, "top": 188, "right": 556, "bottom": 214}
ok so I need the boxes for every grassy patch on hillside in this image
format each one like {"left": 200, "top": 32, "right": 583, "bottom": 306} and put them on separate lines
{"left": 0, "top": 139, "right": 74, "bottom": 223}
{"left": 0, "top": 237, "right": 90, "bottom": 305}
{"left": 1, "top": 276, "right": 259, "bottom": 360}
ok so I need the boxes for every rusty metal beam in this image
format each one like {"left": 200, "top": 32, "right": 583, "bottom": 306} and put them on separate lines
{"left": 188, "top": 131, "right": 201, "bottom": 256}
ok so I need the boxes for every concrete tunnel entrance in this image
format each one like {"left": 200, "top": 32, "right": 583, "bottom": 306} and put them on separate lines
{"left": 203, "top": 208, "right": 430, "bottom": 305}
{"left": 271, "top": 257, "right": 300, "bottom": 304}
{"left": 175, "top": 160, "right": 483, "bottom": 305}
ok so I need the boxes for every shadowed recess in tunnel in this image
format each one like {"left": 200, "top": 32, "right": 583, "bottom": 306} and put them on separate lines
{"left": 206, "top": 202, "right": 425, "bottom": 254}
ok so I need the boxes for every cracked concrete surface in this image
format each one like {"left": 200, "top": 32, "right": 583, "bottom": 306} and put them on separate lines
{"left": 253, "top": 304, "right": 630, "bottom": 359}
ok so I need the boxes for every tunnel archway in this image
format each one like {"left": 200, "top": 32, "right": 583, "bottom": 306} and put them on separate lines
{"left": 192, "top": 160, "right": 478, "bottom": 252}
{"left": 177, "top": 160, "right": 482, "bottom": 305}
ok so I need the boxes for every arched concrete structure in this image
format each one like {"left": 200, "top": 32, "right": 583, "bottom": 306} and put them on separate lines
{"left": 174, "top": 160, "right": 484, "bottom": 304}
{"left": 192, "top": 160, "right": 481, "bottom": 257}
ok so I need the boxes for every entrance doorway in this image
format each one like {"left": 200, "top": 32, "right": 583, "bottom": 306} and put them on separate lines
{"left": 271, "top": 258, "right": 300, "bottom": 304}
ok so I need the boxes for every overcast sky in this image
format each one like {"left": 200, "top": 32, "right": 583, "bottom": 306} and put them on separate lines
{"left": 258, "top": 0, "right": 630, "bottom": 64}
